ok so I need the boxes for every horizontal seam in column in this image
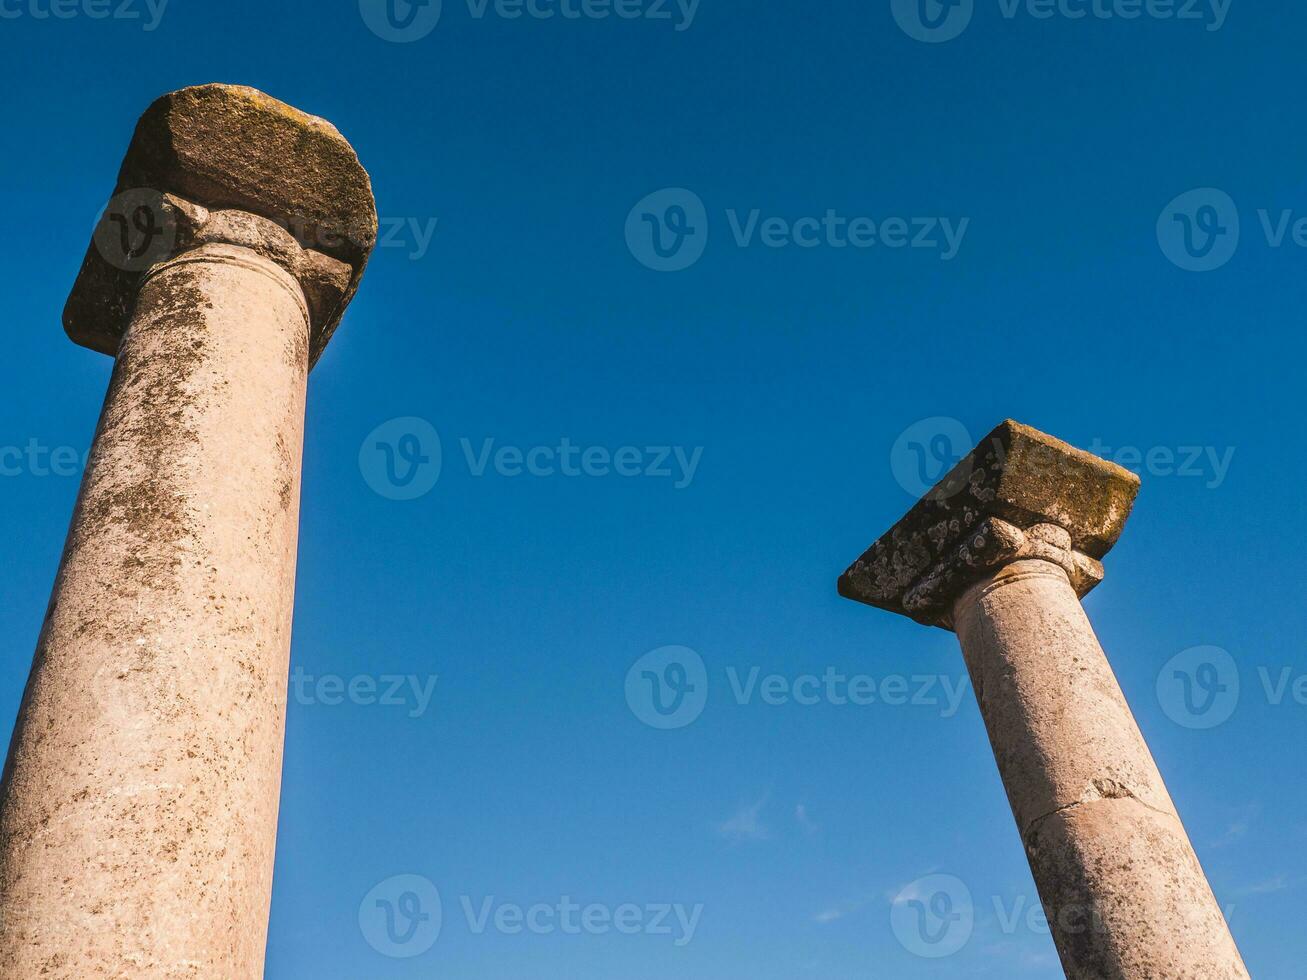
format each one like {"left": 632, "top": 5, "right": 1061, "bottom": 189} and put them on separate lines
{"left": 1022, "top": 794, "right": 1180, "bottom": 843}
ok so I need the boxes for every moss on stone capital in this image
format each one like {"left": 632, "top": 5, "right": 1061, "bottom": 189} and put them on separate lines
{"left": 838, "top": 421, "right": 1140, "bottom": 626}
{"left": 65, "top": 84, "right": 378, "bottom": 366}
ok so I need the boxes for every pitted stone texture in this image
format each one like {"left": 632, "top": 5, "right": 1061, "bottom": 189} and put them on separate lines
{"left": 953, "top": 561, "right": 1177, "bottom": 835}
{"left": 953, "top": 560, "right": 1249, "bottom": 979}
{"left": 64, "top": 84, "right": 377, "bottom": 366}
{"left": 839, "top": 420, "right": 1140, "bottom": 627}
{"left": 0, "top": 246, "right": 309, "bottom": 978}
{"left": 1029, "top": 802, "right": 1250, "bottom": 980}
{"left": 71, "top": 193, "right": 352, "bottom": 356}
{"left": 903, "top": 519, "right": 1104, "bottom": 626}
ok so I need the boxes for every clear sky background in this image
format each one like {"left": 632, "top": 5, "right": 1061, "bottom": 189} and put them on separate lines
{"left": 2, "top": 1, "right": 1305, "bottom": 977}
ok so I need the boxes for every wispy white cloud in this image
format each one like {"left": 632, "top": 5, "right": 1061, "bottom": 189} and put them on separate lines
{"left": 1234, "top": 874, "right": 1294, "bottom": 897}
{"left": 886, "top": 872, "right": 940, "bottom": 907}
{"left": 717, "top": 796, "right": 769, "bottom": 842}
{"left": 813, "top": 899, "right": 864, "bottom": 924}
{"left": 796, "top": 803, "right": 818, "bottom": 834}
{"left": 1211, "top": 803, "right": 1260, "bottom": 849}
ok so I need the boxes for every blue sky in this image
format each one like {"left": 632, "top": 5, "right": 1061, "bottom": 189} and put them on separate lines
{"left": 1, "top": 1, "right": 1304, "bottom": 976}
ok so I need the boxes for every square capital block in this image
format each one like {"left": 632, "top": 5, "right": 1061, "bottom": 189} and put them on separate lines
{"left": 64, "top": 84, "right": 378, "bottom": 365}
{"left": 839, "top": 421, "right": 1140, "bottom": 627}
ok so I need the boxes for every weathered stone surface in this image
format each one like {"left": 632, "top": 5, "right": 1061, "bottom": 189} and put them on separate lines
{"left": 64, "top": 84, "right": 377, "bottom": 366}
{"left": 2, "top": 86, "right": 373, "bottom": 979}
{"left": 838, "top": 420, "right": 1139, "bottom": 627}
{"left": 953, "top": 560, "right": 1249, "bottom": 978}
{"left": 1, "top": 243, "right": 310, "bottom": 979}
{"left": 1026, "top": 801, "right": 1249, "bottom": 980}
{"left": 838, "top": 421, "right": 1247, "bottom": 978}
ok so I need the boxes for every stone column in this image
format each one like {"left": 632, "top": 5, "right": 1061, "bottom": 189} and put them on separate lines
{"left": 0, "top": 86, "right": 377, "bottom": 979}
{"left": 839, "top": 421, "right": 1248, "bottom": 980}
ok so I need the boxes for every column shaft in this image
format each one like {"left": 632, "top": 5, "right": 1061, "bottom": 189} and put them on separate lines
{"left": 0, "top": 244, "right": 309, "bottom": 978}
{"left": 952, "top": 559, "right": 1248, "bottom": 979}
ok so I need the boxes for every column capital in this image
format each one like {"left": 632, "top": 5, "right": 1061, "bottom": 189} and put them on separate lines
{"left": 838, "top": 420, "right": 1140, "bottom": 628}
{"left": 64, "top": 84, "right": 378, "bottom": 367}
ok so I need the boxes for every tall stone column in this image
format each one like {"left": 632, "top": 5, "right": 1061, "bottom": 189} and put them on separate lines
{"left": 0, "top": 85, "right": 377, "bottom": 978}
{"left": 839, "top": 421, "right": 1248, "bottom": 979}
